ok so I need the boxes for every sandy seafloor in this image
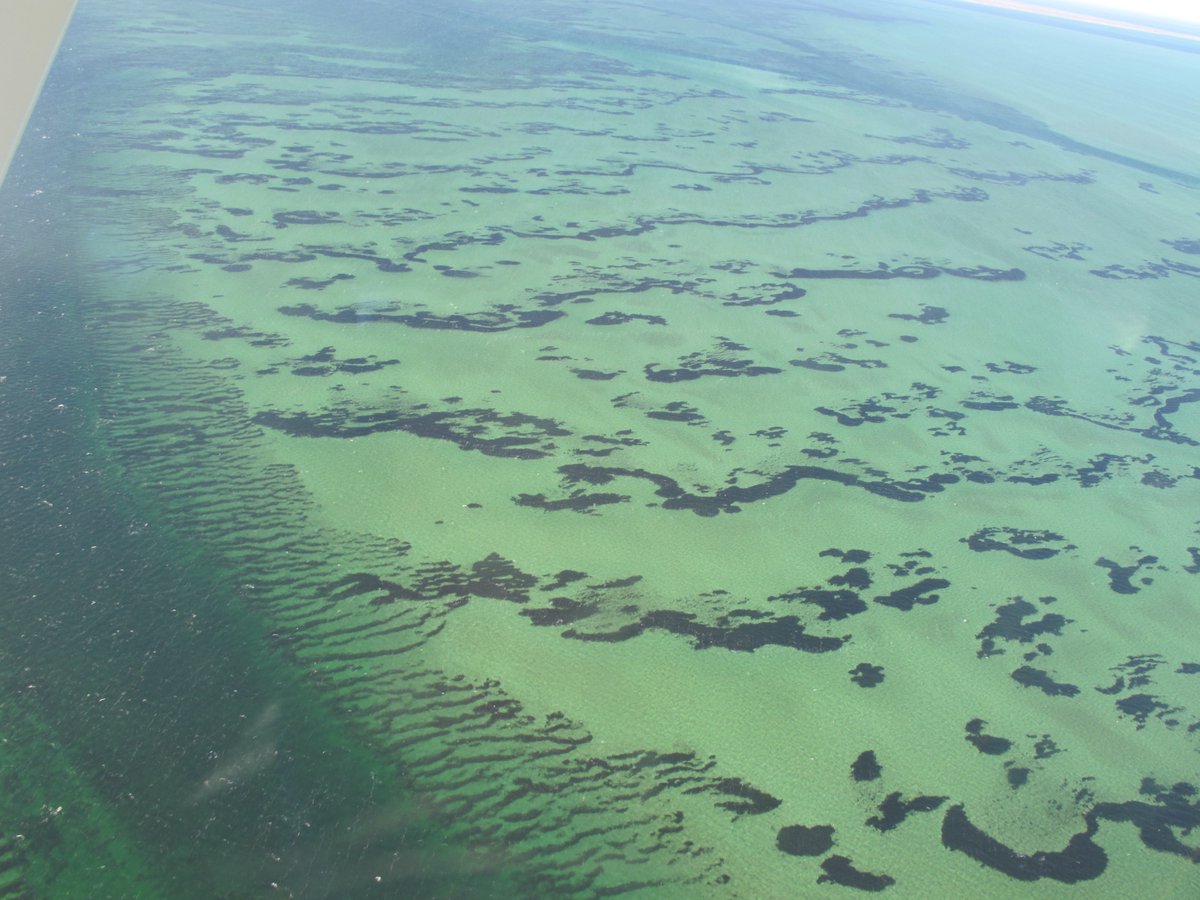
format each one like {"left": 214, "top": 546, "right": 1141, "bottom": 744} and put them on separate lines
{"left": 2, "top": 0, "right": 1200, "bottom": 896}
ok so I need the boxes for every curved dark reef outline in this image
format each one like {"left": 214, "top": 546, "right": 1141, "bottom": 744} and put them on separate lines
{"left": 964, "top": 527, "right": 1076, "bottom": 560}
{"left": 254, "top": 405, "right": 571, "bottom": 460}
{"left": 942, "top": 783, "right": 1200, "bottom": 885}
{"left": 180, "top": 185, "right": 1005, "bottom": 279}
{"left": 773, "top": 262, "right": 1025, "bottom": 282}
{"left": 253, "top": 395, "right": 1200, "bottom": 513}
{"left": 279, "top": 301, "right": 564, "bottom": 332}
{"left": 42, "top": 1, "right": 1200, "bottom": 893}
{"left": 975, "top": 596, "right": 1071, "bottom": 659}
{"left": 552, "top": 461, "right": 960, "bottom": 513}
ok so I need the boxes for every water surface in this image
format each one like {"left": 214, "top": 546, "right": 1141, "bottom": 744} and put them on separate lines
{"left": 2, "top": 0, "right": 1199, "bottom": 896}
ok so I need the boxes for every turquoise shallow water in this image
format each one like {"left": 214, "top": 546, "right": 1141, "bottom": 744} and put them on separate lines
{"left": 2, "top": 0, "right": 1200, "bottom": 896}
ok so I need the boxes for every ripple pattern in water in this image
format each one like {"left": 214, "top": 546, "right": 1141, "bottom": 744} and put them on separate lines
{"left": 2, "top": 0, "right": 1200, "bottom": 896}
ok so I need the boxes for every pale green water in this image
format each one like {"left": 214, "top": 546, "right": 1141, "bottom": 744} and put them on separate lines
{"left": 2, "top": 0, "right": 1199, "bottom": 896}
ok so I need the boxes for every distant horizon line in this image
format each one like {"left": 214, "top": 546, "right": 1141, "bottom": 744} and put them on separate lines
{"left": 950, "top": 0, "right": 1200, "bottom": 42}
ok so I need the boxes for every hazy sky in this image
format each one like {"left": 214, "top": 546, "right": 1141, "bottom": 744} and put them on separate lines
{"left": 1052, "top": 0, "right": 1200, "bottom": 23}
{"left": 960, "top": 0, "right": 1200, "bottom": 33}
